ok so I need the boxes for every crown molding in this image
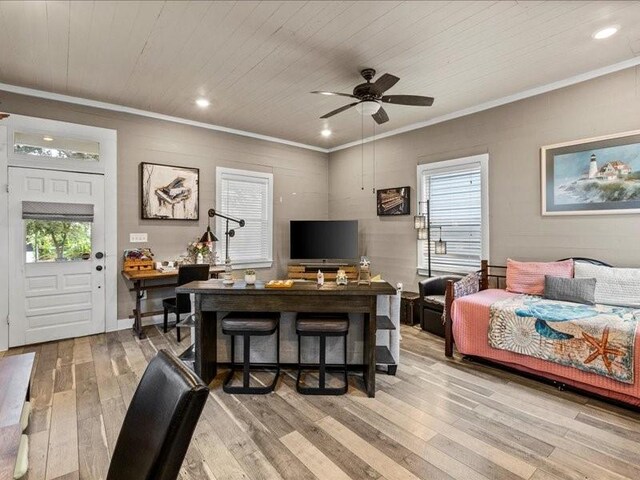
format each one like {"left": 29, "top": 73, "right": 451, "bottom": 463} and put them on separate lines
{"left": 0, "top": 82, "right": 329, "bottom": 153}
{"left": 328, "top": 56, "right": 640, "bottom": 153}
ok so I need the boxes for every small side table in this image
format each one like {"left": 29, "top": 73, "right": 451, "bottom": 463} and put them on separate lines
{"left": 400, "top": 291, "right": 420, "bottom": 325}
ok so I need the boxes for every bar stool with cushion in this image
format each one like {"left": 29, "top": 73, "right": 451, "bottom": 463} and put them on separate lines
{"left": 222, "top": 312, "right": 280, "bottom": 394}
{"left": 296, "top": 313, "right": 349, "bottom": 395}
{"left": 162, "top": 264, "right": 210, "bottom": 342}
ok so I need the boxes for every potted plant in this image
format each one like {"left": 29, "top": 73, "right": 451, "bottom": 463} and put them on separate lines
{"left": 244, "top": 269, "right": 257, "bottom": 285}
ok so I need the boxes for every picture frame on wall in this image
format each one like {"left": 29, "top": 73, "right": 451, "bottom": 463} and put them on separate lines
{"left": 541, "top": 130, "right": 640, "bottom": 216}
{"left": 140, "top": 162, "right": 199, "bottom": 220}
{"left": 376, "top": 186, "right": 411, "bottom": 216}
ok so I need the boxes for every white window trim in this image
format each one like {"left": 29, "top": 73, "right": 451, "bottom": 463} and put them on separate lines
{"left": 416, "top": 153, "right": 489, "bottom": 276}
{"left": 216, "top": 167, "right": 273, "bottom": 270}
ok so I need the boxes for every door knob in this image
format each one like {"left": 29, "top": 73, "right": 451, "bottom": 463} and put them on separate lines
{"left": 95, "top": 252, "right": 104, "bottom": 259}
{"left": 96, "top": 265, "right": 103, "bottom": 271}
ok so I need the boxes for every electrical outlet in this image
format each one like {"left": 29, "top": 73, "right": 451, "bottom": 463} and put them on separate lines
{"left": 130, "top": 233, "right": 148, "bottom": 243}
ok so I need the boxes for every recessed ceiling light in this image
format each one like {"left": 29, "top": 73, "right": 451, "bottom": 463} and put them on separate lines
{"left": 42, "top": 136, "right": 54, "bottom": 142}
{"left": 321, "top": 129, "right": 332, "bottom": 137}
{"left": 195, "top": 98, "right": 210, "bottom": 108}
{"left": 592, "top": 26, "right": 619, "bottom": 40}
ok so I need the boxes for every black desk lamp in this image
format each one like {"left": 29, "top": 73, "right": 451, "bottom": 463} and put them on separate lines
{"left": 200, "top": 208, "right": 245, "bottom": 284}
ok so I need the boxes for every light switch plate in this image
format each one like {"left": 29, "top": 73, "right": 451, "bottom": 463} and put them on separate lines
{"left": 130, "top": 233, "right": 148, "bottom": 243}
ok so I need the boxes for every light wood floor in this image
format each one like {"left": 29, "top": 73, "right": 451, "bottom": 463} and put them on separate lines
{"left": 6, "top": 324, "right": 640, "bottom": 480}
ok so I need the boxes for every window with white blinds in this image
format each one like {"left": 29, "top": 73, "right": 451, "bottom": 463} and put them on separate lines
{"left": 417, "top": 154, "right": 488, "bottom": 275}
{"left": 216, "top": 167, "right": 273, "bottom": 268}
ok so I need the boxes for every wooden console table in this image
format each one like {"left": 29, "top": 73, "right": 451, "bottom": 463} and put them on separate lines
{"left": 176, "top": 280, "right": 396, "bottom": 397}
{"left": 122, "top": 267, "right": 225, "bottom": 339}
{"left": 0, "top": 353, "right": 35, "bottom": 480}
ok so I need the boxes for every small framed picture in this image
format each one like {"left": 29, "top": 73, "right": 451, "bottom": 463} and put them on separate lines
{"left": 541, "top": 130, "right": 640, "bottom": 216}
{"left": 140, "top": 162, "right": 199, "bottom": 220}
{"left": 376, "top": 186, "right": 410, "bottom": 216}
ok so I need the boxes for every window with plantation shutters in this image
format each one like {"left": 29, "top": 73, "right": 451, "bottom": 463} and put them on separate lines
{"left": 417, "top": 154, "right": 489, "bottom": 275}
{"left": 216, "top": 167, "right": 273, "bottom": 268}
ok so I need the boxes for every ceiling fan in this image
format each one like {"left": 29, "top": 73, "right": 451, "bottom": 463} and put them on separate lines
{"left": 312, "top": 68, "right": 434, "bottom": 125}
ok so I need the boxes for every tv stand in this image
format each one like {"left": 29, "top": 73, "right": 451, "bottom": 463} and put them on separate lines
{"left": 288, "top": 263, "right": 358, "bottom": 281}
{"left": 299, "top": 261, "right": 350, "bottom": 267}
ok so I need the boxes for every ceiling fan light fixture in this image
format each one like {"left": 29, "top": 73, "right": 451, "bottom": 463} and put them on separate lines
{"left": 355, "top": 100, "right": 381, "bottom": 116}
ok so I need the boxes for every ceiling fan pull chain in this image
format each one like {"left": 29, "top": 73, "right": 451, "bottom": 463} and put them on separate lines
{"left": 361, "top": 113, "right": 364, "bottom": 191}
{"left": 372, "top": 121, "right": 376, "bottom": 194}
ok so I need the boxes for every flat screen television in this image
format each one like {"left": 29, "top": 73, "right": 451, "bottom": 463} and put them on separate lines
{"left": 290, "top": 220, "right": 358, "bottom": 261}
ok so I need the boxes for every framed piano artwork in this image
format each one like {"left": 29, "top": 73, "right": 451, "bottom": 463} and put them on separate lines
{"left": 376, "top": 186, "right": 410, "bottom": 216}
{"left": 140, "top": 162, "right": 199, "bottom": 220}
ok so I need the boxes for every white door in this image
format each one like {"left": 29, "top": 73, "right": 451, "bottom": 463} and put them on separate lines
{"left": 8, "top": 167, "right": 106, "bottom": 346}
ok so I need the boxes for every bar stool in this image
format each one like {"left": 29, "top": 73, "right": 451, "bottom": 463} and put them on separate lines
{"left": 296, "top": 313, "right": 349, "bottom": 395}
{"left": 222, "top": 312, "right": 280, "bottom": 394}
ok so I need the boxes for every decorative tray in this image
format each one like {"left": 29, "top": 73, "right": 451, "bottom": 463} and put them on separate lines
{"left": 265, "top": 280, "right": 294, "bottom": 289}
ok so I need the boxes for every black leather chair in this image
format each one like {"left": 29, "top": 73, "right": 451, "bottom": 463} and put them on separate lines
{"left": 418, "top": 275, "right": 462, "bottom": 337}
{"left": 163, "top": 264, "right": 210, "bottom": 341}
{"left": 106, "top": 350, "right": 209, "bottom": 480}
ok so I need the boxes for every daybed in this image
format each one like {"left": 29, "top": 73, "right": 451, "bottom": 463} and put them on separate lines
{"left": 444, "top": 259, "right": 640, "bottom": 408}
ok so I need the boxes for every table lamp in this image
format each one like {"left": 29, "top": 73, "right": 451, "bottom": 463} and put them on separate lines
{"left": 200, "top": 208, "right": 244, "bottom": 285}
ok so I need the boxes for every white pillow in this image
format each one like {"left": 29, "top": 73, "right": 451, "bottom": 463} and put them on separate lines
{"left": 574, "top": 263, "right": 640, "bottom": 308}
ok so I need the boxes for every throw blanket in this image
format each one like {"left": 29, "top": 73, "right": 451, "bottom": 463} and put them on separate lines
{"left": 488, "top": 295, "right": 639, "bottom": 383}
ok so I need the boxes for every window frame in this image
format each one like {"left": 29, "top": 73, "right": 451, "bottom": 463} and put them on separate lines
{"left": 416, "top": 153, "right": 490, "bottom": 276}
{"left": 215, "top": 166, "right": 274, "bottom": 269}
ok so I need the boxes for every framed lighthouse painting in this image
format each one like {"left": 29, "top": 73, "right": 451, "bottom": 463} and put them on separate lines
{"left": 541, "top": 130, "right": 640, "bottom": 215}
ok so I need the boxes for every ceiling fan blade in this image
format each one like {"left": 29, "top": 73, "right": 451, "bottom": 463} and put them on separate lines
{"left": 373, "top": 73, "right": 400, "bottom": 93}
{"left": 372, "top": 107, "right": 389, "bottom": 125}
{"left": 311, "top": 91, "right": 357, "bottom": 99}
{"left": 320, "top": 102, "right": 359, "bottom": 119}
{"left": 381, "top": 95, "right": 434, "bottom": 106}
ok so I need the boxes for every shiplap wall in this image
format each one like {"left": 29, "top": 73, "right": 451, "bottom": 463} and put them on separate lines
{"left": 328, "top": 66, "right": 640, "bottom": 293}
{"left": 0, "top": 90, "right": 328, "bottom": 320}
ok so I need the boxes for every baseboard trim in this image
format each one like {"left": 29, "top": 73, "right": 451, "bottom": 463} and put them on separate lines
{"left": 112, "top": 314, "right": 165, "bottom": 332}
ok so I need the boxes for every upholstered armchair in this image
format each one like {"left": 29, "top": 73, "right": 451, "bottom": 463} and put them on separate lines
{"left": 418, "top": 275, "right": 463, "bottom": 337}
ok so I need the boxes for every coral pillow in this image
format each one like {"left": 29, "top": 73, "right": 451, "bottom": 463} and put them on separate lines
{"left": 506, "top": 259, "right": 574, "bottom": 295}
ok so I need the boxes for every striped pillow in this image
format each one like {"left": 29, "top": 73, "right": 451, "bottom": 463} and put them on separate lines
{"left": 506, "top": 259, "right": 574, "bottom": 295}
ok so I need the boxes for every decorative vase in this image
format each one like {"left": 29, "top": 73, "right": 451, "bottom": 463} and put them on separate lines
{"left": 244, "top": 274, "right": 256, "bottom": 285}
{"left": 223, "top": 259, "right": 234, "bottom": 285}
{"left": 196, "top": 253, "right": 204, "bottom": 264}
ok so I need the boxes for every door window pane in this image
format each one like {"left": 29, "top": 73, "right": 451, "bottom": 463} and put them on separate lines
{"left": 14, "top": 132, "right": 100, "bottom": 161}
{"left": 25, "top": 220, "right": 92, "bottom": 263}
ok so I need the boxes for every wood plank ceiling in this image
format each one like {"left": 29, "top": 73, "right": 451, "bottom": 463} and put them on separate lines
{"left": 0, "top": 1, "right": 639, "bottom": 148}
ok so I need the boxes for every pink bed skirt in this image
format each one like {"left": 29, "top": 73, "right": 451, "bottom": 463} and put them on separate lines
{"left": 452, "top": 289, "right": 640, "bottom": 407}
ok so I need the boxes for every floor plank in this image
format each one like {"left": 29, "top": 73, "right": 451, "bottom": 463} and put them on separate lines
{"left": 46, "top": 390, "right": 79, "bottom": 480}
{"left": 281, "top": 430, "right": 351, "bottom": 480}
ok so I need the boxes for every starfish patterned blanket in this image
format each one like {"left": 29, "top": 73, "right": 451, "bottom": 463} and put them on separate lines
{"left": 488, "top": 295, "right": 640, "bottom": 383}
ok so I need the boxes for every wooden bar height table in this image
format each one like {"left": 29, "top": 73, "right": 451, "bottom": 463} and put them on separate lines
{"left": 122, "top": 266, "right": 225, "bottom": 339}
{"left": 176, "top": 279, "right": 396, "bottom": 397}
